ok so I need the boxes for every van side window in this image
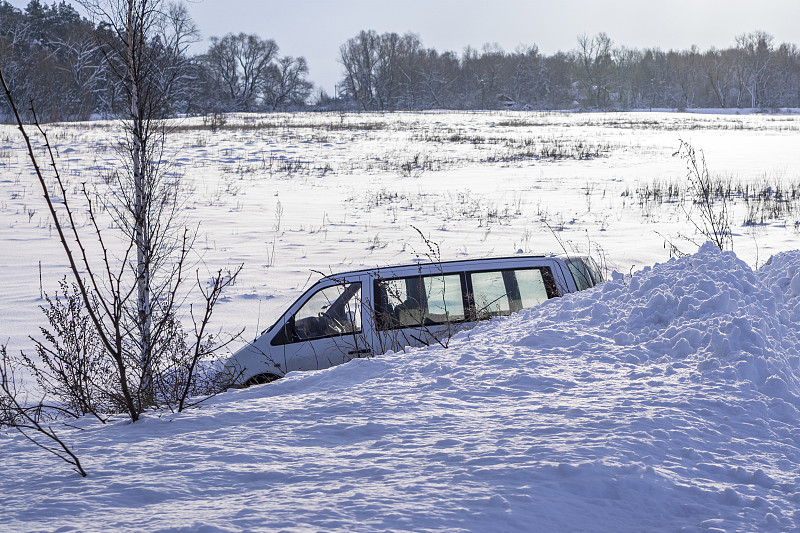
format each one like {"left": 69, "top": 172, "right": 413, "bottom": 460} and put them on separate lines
{"left": 567, "top": 259, "right": 596, "bottom": 291}
{"left": 375, "top": 274, "right": 465, "bottom": 330}
{"left": 470, "top": 267, "right": 555, "bottom": 318}
{"left": 272, "top": 282, "right": 362, "bottom": 345}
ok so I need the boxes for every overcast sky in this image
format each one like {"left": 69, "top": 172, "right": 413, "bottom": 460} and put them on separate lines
{"left": 8, "top": 0, "right": 800, "bottom": 94}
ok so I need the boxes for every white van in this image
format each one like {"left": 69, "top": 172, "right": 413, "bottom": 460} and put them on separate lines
{"left": 225, "top": 254, "right": 603, "bottom": 386}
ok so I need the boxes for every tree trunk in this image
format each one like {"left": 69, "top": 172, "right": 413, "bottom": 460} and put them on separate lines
{"left": 127, "top": 0, "right": 153, "bottom": 405}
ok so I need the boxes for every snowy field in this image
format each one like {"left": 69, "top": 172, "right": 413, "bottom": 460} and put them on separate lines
{"left": 3, "top": 111, "right": 800, "bottom": 531}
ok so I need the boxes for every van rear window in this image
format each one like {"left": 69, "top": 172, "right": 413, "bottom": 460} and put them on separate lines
{"left": 567, "top": 259, "right": 598, "bottom": 291}
{"left": 469, "top": 267, "right": 557, "bottom": 319}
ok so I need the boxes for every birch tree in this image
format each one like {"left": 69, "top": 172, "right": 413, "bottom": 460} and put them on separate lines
{"left": 2, "top": 0, "right": 239, "bottom": 425}
{"left": 61, "top": 0, "right": 234, "bottom": 415}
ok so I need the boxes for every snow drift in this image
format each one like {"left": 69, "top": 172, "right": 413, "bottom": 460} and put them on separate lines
{"left": 3, "top": 243, "right": 800, "bottom": 532}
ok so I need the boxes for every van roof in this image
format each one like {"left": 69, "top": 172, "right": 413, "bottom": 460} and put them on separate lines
{"left": 316, "top": 253, "right": 577, "bottom": 281}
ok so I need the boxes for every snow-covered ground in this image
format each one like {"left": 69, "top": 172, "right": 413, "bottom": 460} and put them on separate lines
{"left": 4, "top": 111, "right": 800, "bottom": 354}
{"left": 4, "top": 244, "right": 800, "bottom": 531}
{"left": 3, "top": 111, "right": 800, "bottom": 531}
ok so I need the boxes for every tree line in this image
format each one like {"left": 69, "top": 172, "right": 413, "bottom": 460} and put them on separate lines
{"left": 2, "top": 0, "right": 800, "bottom": 121}
{"left": 336, "top": 30, "right": 800, "bottom": 111}
{"left": 0, "top": 0, "right": 313, "bottom": 121}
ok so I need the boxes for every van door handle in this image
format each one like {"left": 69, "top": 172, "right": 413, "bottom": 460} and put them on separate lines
{"left": 348, "top": 349, "right": 372, "bottom": 355}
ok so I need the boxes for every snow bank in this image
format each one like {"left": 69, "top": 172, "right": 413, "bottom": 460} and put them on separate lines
{"left": 507, "top": 241, "right": 800, "bottom": 399}
{"left": 4, "top": 244, "right": 800, "bottom": 532}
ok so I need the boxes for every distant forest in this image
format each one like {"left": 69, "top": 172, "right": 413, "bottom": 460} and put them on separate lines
{"left": 2, "top": 0, "right": 800, "bottom": 121}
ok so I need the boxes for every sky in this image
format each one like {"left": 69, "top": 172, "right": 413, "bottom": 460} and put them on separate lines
{"left": 8, "top": 0, "right": 800, "bottom": 95}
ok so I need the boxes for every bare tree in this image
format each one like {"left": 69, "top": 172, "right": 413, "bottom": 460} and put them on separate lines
{"left": 1, "top": 67, "right": 240, "bottom": 421}
{"left": 263, "top": 55, "right": 313, "bottom": 110}
{"left": 339, "top": 30, "right": 380, "bottom": 110}
{"left": 200, "top": 32, "right": 278, "bottom": 111}
{"left": 1, "top": 0, "right": 238, "bottom": 425}
{"left": 734, "top": 31, "right": 774, "bottom": 108}
{"left": 52, "top": 31, "right": 103, "bottom": 119}
{"left": 770, "top": 43, "right": 800, "bottom": 108}
{"left": 417, "top": 49, "right": 460, "bottom": 109}
{"left": 576, "top": 32, "right": 615, "bottom": 108}
{"left": 339, "top": 30, "right": 432, "bottom": 110}
{"left": 75, "top": 0, "right": 201, "bottom": 405}
{"left": 675, "top": 139, "right": 732, "bottom": 251}
{"left": 0, "top": 3, "right": 31, "bottom": 120}
{"left": 705, "top": 48, "right": 736, "bottom": 108}
{"left": 542, "top": 51, "right": 577, "bottom": 109}
{"left": 669, "top": 45, "right": 703, "bottom": 109}
{"left": 461, "top": 43, "right": 505, "bottom": 109}
{"left": 506, "top": 45, "right": 546, "bottom": 108}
